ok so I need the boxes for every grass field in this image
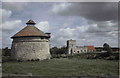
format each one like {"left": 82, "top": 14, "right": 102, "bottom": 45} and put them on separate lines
{"left": 2, "top": 58, "right": 119, "bottom": 76}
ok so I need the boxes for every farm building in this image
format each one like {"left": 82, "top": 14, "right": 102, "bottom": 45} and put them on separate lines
{"left": 84, "top": 46, "right": 96, "bottom": 52}
{"left": 67, "top": 39, "right": 95, "bottom": 54}
{"left": 11, "top": 20, "right": 51, "bottom": 61}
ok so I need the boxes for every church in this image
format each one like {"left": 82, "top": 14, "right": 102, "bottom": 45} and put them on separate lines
{"left": 67, "top": 39, "right": 96, "bottom": 54}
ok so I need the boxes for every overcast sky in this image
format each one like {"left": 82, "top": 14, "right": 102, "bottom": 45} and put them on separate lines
{"left": 1, "top": 2, "right": 118, "bottom": 48}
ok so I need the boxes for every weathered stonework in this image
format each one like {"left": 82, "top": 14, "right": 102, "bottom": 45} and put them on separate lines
{"left": 11, "top": 20, "right": 51, "bottom": 61}
{"left": 67, "top": 40, "right": 76, "bottom": 54}
{"left": 11, "top": 37, "right": 51, "bottom": 60}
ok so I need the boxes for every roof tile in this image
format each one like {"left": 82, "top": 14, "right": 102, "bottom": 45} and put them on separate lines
{"left": 11, "top": 26, "right": 48, "bottom": 38}
{"left": 85, "top": 46, "right": 95, "bottom": 50}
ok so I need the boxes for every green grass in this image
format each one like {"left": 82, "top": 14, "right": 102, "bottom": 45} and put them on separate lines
{"left": 2, "top": 58, "right": 119, "bottom": 76}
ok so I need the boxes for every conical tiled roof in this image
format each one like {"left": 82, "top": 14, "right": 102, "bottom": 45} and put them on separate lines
{"left": 11, "top": 20, "right": 49, "bottom": 38}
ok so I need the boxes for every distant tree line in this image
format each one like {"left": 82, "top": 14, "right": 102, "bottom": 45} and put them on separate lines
{"left": 50, "top": 43, "right": 114, "bottom": 55}
{"left": 2, "top": 43, "right": 119, "bottom": 61}
{"left": 2, "top": 47, "right": 11, "bottom": 56}
{"left": 50, "top": 46, "right": 67, "bottom": 55}
{"left": 2, "top": 46, "right": 68, "bottom": 56}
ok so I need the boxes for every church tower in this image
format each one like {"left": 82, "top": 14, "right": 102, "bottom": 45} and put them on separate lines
{"left": 67, "top": 39, "right": 76, "bottom": 54}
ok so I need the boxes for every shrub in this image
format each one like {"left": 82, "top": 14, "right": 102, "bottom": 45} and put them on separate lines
{"left": 14, "top": 72, "right": 18, "bottom": 74}
{"left": 2, "top": 56, "right": 17, "bottom": 62}
{"left": 50, "top": 52, "right": 119, "bottom": 60}
{"left": 51, "top": 54, "right": 61, "bottom": 58}
{"left": 27, "top": 59, "right": 30, "bottom": 61}
{"left": 35, "top": 59, "right": 39, "bottom": 61}
{"left": 105, "top": 56, "right": 116, "bottom": 60}
{"left": 31, "top": 59, "right": 34, "bottom": 61}
{"left": 67, "top": 55, "right": 73, "bottom": 59}
{"left": 17, "top": 59, "right": 23, "bottom": 62}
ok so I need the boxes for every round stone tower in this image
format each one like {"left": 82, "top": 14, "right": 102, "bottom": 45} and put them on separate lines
{"left": 11, "top": 20, "right": 51, "bottom": 61}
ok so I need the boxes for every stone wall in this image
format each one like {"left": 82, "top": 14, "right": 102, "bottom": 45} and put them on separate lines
{"left": 67, "top": 40, "right": 76, "bottom": 54}
{"left": 11, "top": 37, "right": 51, "bottom": 60}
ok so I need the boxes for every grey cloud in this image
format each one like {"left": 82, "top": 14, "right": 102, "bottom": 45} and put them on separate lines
{"left": 52, "top": 2, "right": 118, "bottom": 21}
{"left": 1, "top": 2, "right": 118, "bottom": 48}
{"left": 50, "top": 22, "right": 118, "bottom": 47}
{"left": 86, "top": 21, "right": 118, "bottom": 38}
{"left": 2, "top": 2, "right": 28, "bottom": 12}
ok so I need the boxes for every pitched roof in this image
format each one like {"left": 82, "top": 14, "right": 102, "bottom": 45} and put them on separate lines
{"left": 85, "top": 46, "right": 95, "bottom": 50}
{"left": 11, "top": 26, "right": 48, "bottom": 38}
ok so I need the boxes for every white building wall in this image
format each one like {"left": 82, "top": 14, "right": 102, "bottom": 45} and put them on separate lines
{"left": 67, "top": 40, "right": 89, "bottom": 54}
{"left": 76, "top": 47, "right": 87, "bottom": 53}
